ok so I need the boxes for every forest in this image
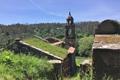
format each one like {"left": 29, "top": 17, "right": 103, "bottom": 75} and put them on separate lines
{"left": 0, "top": 21, "right": 98, "bottom": 80}
{"left": 0, "top": 21, "right": 98, "bottom": 49}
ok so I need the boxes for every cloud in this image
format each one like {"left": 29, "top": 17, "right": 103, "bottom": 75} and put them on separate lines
{"left": 28, "top": 0, "right": 65, "bottom": 18}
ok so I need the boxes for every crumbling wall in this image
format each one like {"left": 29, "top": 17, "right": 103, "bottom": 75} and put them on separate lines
{"left": 10, "top": 40, "right": 63, "bottom": 60}
{"left": 9, "top": 40, "right": 77, "bottom": 77}
{"left": 93, "top": 49, "right": 120, "bottom": 80}
{"left": 62, "top": 53, "right": 76, "bottom": 76}
{"left": 45, "top": 37, "right": 60, "bottom": 43}
{"left": 95, "top": 20, "right": 120, "bottom": 34}
{"left": 93, "top": 19, "right": 120, "bottom": 80}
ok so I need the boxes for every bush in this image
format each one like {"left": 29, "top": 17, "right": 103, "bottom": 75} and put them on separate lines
{"left": 78, "top": 35, "right": 94, "bottom": 57}
{"left": 0, "top": 50, "right": 54, "bottom": 80}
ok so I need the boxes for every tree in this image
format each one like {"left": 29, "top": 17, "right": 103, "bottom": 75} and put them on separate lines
{"left": 78, "top": 35, "right": 94, "bottom": 57}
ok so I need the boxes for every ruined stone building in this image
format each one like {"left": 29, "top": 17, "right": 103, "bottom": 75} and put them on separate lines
{"left": 93, "top": 20, "right": 120, "bottom": 80}
{"left": 10, "top": 13, "right": 77, "bottom": 78}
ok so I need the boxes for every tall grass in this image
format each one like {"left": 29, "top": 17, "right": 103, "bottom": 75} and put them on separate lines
{"left": 0, "top": 50, "right": 54, "bottom": 80}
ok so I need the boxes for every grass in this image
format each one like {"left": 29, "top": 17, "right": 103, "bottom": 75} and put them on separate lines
{"left": 75, "top": 57, "right": 89, "bottom": 66}
{"left": 64, "top": 73, "right": 80, "bottom": 80}
{"left": 23, "top": 37, "right": 67, "bottom": 59}
{"left": 0, "top": 50, "right": 54, "bottom": 80}
{"left": 75, "top": 56, "right": 92, "bottom": 80}
{"left": 64, "top": 56, "right": 92, "bottom": 80}
{"left": 64, "top": 72, "right": 92, "bottom": 80}
{"left": 94, "top": 35, "right": 120, "bottom": 43}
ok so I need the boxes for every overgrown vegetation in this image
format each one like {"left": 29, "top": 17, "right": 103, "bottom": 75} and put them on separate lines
{"left": 0, "top": 50, "right": 54, "bottom": 80}
{"left": 78, "top": 35, "right": 94, "bottom": 57}
{"left": 0, "top": 22, "right": 98, "bottom": 48}
{"left": 0, "top": 22, "right": 98, "bottom": 80}
{"left": 23, "top": 37, "right": 67, "bottom": 58}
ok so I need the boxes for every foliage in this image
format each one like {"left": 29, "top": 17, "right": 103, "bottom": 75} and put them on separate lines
{"left": 0, "top": 50, "right": 54, "bottom": 80}
{"left": 64, "top": 71, "right": 92, "bottom": 80}
{"left": 0, "top": 24, "right": 34, "bottom": 49}
{"left": 0, "top": 22, "right": 98, "bottom": 48}
{"left": 64, "top": 72, "right": 80, "bottom": 80}
{"left": 23, "top": 37, "right": 67, "bottom": 58}
{"left": 56, "top": 35, "right": 64, "bottom": 39}
{"left": 65, "top": 56, "right": 92, "bottom": 80}
{"left": 0, "top": 22, "right": 98, "bottom": 79}
{"left": 78, "top": 35, "right": 94, "bottom": 57}
{"left": 34, "top": 23, "right": 65, "bottom": 38}
{"left": 102, "top": 74, "right": 113, "bottom": 80}
{"left": 75, "top": 57, "right": 91, "bottom": 67}
{"left": 75, "top": 21, "right": 99, "bottom": 34}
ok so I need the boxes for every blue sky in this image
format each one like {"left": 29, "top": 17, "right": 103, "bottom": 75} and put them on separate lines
{"left": 0, "top": 0, "right": 120, "bottom": 24}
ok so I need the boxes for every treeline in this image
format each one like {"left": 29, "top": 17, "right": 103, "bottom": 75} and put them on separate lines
{"left": 0, "top": 24, "right": 34, "bottom": 48}
{"left": 76, "top": 21, "right": 99, "bottom": 34}
{"left": 0, "top": 21, "right": 99, "bottom": 48}
{"left": 32, "top": 21, "right": 99, "bottom": 38}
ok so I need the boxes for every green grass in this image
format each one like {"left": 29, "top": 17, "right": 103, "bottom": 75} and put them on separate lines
{"left": 0, "top": 50, "right": 54, "bottom": 80}
{"left": 75, "top": 57, "right": 91, "bottom": 67}
{"left": 23, "top": 37, "right": 67, "bottom": 59}
{"left": 64, "top": 73, "right": 80, "bottom": 80}
{"left": 78, "top": 35, "right": 94, "bottom": 56}
{"left": 74, "top": 57, "right": 92, "bottom": 80}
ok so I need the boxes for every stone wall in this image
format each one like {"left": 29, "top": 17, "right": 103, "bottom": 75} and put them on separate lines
{"left": 95, "top": 20, "right": 120, "bottom": 34}
{"left": 62, "top": 53, "right": 76, "bottom": 76}
{"left": 10, "top": 40, "right": 63, "bottom": 60}
{"left": 93, "top": 19, "right": 120, "bottom": 80}
{"left": 9, "top": 40, "right": 76, "bottom": 77}
{"left": 93, "top": 49, "right": 120, "bottom": 80}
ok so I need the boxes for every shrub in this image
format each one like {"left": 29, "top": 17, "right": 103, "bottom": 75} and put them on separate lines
{"left": 0, "top": 50, "right": 54, "bottom": 80}
{"left": 78, "top": 35, "right": 94, "bottom": 57}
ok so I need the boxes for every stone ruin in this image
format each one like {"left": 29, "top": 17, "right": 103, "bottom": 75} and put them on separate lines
{"left": 95, "top": 20, "right": 120, "bottom": 34}
{"left": 9, "top": 13, "right": 77, "bottom": 78}
{"left": 93, "top": 20, "right": 120, "bottom": 80}
{"left": 45, "top": 37, "right": 64, "bottom": 46}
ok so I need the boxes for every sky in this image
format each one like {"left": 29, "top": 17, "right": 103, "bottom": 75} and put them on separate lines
{"left": 0, "top": 0, "right": 120, "bottom": 24}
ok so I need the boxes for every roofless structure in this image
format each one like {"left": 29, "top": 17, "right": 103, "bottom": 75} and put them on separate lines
{"left": 10, "top": 13, "right": 77, "bottom": 77}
